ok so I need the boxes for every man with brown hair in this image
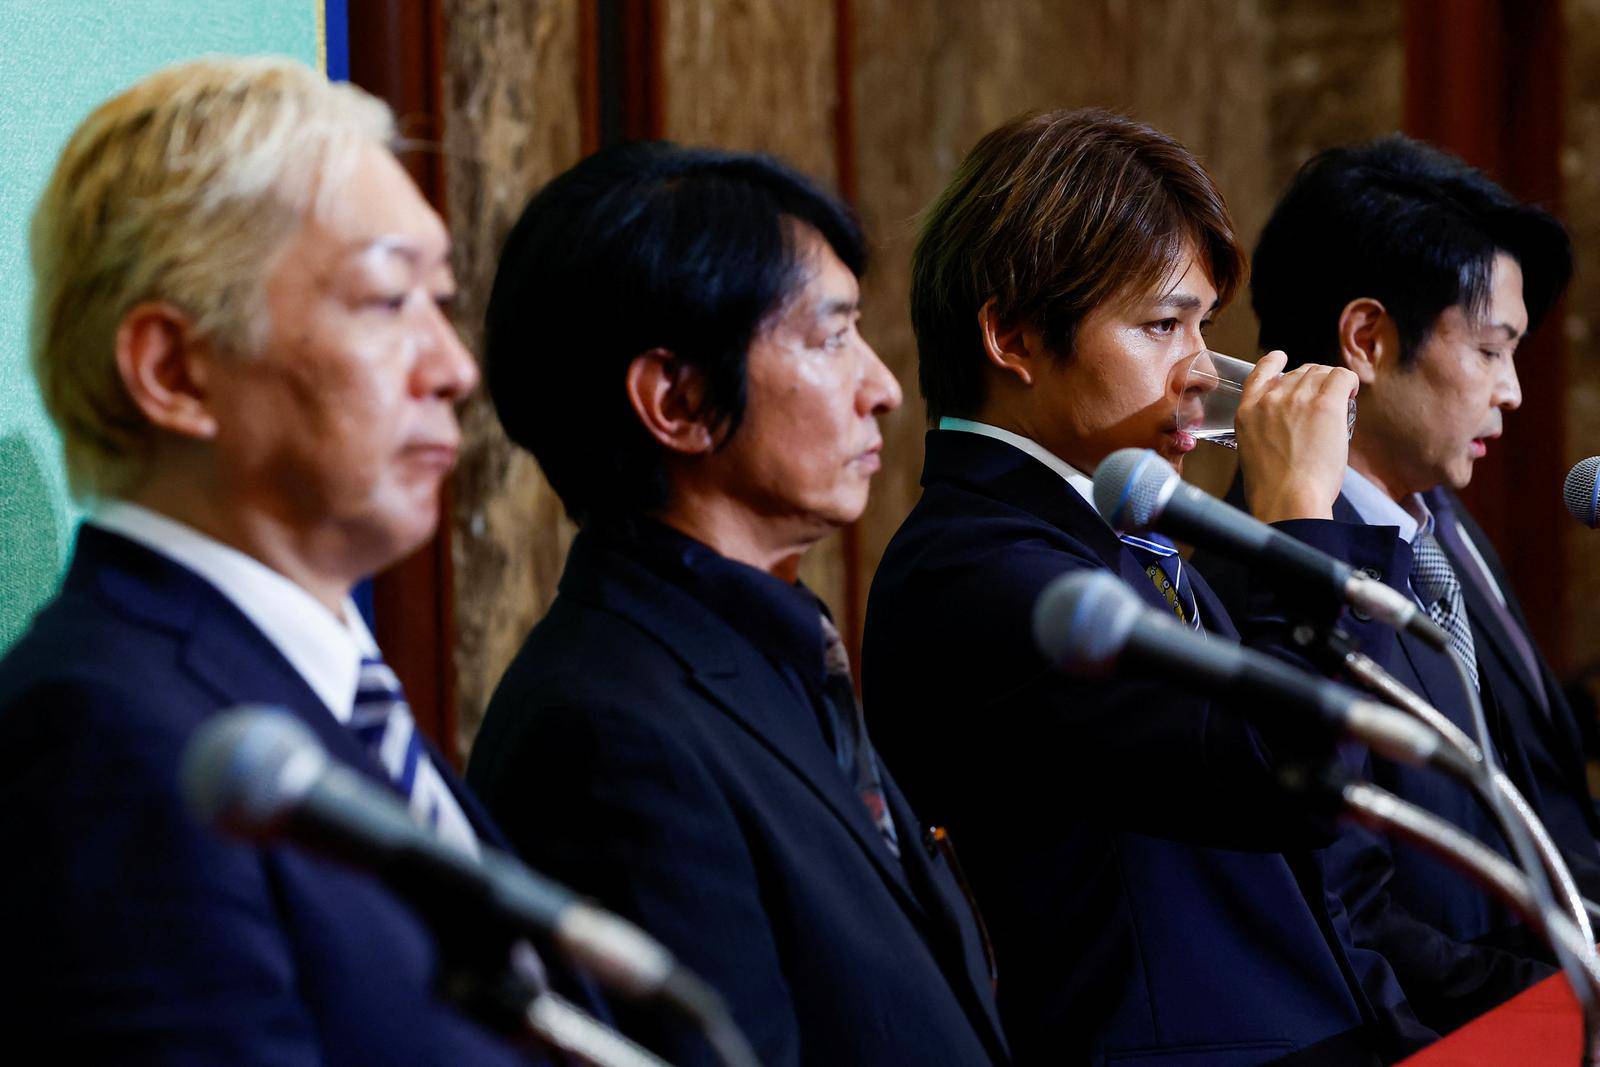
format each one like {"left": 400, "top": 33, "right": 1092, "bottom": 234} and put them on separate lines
{"left": 863, "top": 108, "right": 1432, "bottom": 1064}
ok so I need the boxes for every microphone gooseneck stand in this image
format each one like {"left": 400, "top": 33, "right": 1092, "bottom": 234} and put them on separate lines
{"left": 1317, "top": 629, "right": 1596, "bottom": 948}
{"left": 1303, "top": 770, "right": 1600, "bottom": 1066}
{"left": 527, "top": 993, "right": 675, "bottom": 1067}
{"left": 1301, "top": 627, "right": 1600, "bottom": 1064}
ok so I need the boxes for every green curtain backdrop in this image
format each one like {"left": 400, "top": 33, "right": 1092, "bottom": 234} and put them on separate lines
{"left": 0, "top": 1, "right": 325, "bottom": 650}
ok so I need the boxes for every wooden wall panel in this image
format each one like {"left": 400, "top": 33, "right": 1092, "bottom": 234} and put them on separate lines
{"left": 1404, "top": 1, "right": 1568, "bottom": 671}
{"left": 851, "top": 0, "right": 1400, "bottom": 605}
{"left": 658, "top": 0, "right": 854, "bottom": 625}
{"left": 443, "top": 0, "right": 584, "bottom": 751}
{"left": 1265, "top": 0, "right": 1404, "bottom": 196}
{"left": 436, "top": 0, "right": 1410, "bottom": 743}
{"left": 1564, "top": 0, "right": 1600, "bottom": 677}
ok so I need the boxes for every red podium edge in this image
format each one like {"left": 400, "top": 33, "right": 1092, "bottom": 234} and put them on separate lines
{"left": 1401, "top": 970, "right": 1582, "bottom": 1065}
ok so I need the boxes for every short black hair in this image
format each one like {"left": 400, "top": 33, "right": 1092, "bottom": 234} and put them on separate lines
{"left": 485, "top": 140, "right": 865, "bottom": 525}
{"left": 1253, "top": 134, "right": 1572, "bottom": 369}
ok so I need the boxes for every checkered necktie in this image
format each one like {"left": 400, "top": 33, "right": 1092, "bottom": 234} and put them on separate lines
{"left": 350, "top": 655, "right": 479, "bottom": 855}
{"left": 1411, "top": 534, "right": 1479, "bottom": 691}
{"left": 818, "top": 613, "right": 900, "bottom": 858}
{"left": 1119, "top": 532, "right": 1202, "bottom": 630}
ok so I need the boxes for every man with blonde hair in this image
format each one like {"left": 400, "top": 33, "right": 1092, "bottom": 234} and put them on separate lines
{"left": 0, "top": 56, "right": 566, "bottom": 1062}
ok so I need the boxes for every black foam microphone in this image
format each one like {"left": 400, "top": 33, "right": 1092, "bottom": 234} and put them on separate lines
{"left": 1564, "top": 456, "right": 1600, "bottom": 529}
{"left": 182, "top": 707, "right": 673, "bottom": 997}
{"left": 1032, "top": 569, "right": 1471, "bottom": 776}
{"left": 1092, "top": 447, "right": 1449, "bottom": 650}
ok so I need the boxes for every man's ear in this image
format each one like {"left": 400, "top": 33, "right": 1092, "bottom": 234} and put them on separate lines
{"left": 114, "top": 302, "right": 219, "bottom": 440}
{"left": 625, "top": 348, "right": 716, "bottom": 455}
{"left": 1337, "top": 297, "right": 1392, "bottom": 386}
{"left": 978, "top": 298, "right": 1041, "bottom": 386}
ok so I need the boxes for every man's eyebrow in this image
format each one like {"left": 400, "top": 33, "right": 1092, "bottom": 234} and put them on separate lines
{"left": 350, "top": 235, "right": 453, "bottom": 266}
{"left": 818, "top": 296, "right": 860, "bottom": 317}
{"left": 1481, "top": 320, "right": 1523, "bottom": 341}
{"left": 1150, "top": 293, "right": 1210, "bottom": 313}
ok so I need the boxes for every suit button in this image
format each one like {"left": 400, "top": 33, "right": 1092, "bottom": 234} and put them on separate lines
{"left": 923, "top": 826, "right": 941, "bottom": 858}
{"left": 1353, "top": 568, "right": 1381, "bottom": 621}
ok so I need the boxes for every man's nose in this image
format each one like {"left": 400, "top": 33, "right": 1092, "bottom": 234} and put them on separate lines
{"left": 861, "top": 341, "right": 903, "bottom": 416}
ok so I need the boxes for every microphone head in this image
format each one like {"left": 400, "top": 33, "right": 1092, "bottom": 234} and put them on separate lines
{"left": 1092, "top": 448, "right": 1178, "bottom": 530}
{"left": 1032, "top": 569, "right": 1147, "bottom": 676}
{"left": 181, "top": 706, "right": 328, "bottom": 838}
{"left": 1564, "top": 456, "right": 1600, "bottom": 529}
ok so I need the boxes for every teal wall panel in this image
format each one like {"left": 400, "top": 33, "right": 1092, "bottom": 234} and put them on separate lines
{"left": 0, "top": 2, "right": 325, "bottom": 649}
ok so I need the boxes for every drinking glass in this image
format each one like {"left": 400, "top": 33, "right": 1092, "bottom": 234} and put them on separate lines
{"left": 1175, "top": 350, "right": 1356, "bottom": 450}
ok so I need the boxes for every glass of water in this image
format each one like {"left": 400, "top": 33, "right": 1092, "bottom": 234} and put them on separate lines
{"left": 1175, "top": 350, "right": 1355, "bottom": 450}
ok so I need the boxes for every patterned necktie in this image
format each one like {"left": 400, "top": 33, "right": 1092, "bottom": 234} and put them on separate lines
{"left": 818, "top": 613, "right": 901, "bottom": 858}
{"left": 1411, "top": 533, "right": 1479, "bottom": 691}
{"left": 1119, "top": 531, "right": 1202, "bottom": 630}
{"left": 350, "top": 655, "right": 480, "bottom": 855}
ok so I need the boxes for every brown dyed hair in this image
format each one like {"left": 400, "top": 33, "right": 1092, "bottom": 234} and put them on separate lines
{"left": 911, "top": 108, "right": 1246, "bottom": 420}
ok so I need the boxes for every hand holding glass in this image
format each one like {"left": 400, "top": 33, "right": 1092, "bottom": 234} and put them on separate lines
{"left": 1175, "top": 350, "right": 1356, "bottom": 450}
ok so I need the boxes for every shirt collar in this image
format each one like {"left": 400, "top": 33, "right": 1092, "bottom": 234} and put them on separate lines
{"left": 89, "top": 500, "right": 375, "bottom": 722}
{"left": 1340, "top": 467, "right": 1434, "bottom": 544}
{"left": 937, "top": 417, "right": 1100, "bottom": 515}
{"left": 610, "top": 519, "right": 829, "bottom": 682}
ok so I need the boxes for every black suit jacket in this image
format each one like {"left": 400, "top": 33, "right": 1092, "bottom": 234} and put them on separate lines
{"left": 0, "top": 526, "right": 565, "bottom": 1065}
{"left": 862, "top": 430, "right": 1429, "bottom": 1067}
{"left": 467, "top": 527, "right": 1009, "bottom": 1067}
{"left": 1429, "top": 488, "right": 1600, "bottom": 897}
{"left": 1200, "top": 486, "right": 1557, "bottom": 1035}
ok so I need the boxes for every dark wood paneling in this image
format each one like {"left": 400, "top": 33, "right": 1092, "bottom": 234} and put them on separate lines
{"left": 443, "top": 1, "right": 587, "bottom": 752}
{"left": 348, "top": 0, "right": 460, "bottom": 760}
{"left": 1405, "top": 0, "right": 1569, "bottom": 670}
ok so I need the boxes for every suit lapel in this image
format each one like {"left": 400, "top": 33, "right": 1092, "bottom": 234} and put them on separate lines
{"left": 930, "top": 431, "right": 1238, "bottom": 638}
{"left": 926, "top": 430, "right": 1209, "bottom": 626}
{"left": 75, "top": 526, "right": 481, "bottom": 833}
{"left": 561, "top": 536, "right": 927, "bottom": 921}
{"left": 880, "top": 769, "right": 1009, "bottom": 1053}
{"left": 1446, "top": 535, "right": 1548, "bottom": 716}
{"left": 685, "top": 643, "right": 926, "bottom": 915}
{"left": 1431, "top": 498, "right": 1592, "bottom": 796}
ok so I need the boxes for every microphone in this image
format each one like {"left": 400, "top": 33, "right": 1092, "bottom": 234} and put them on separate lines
{"left": 1093, "top": 447, "right": 1449, "bottom": 650}
{"left": 182, "top": 707, "right": 761, "bottom": 1067}
{"left": 1564, "top": 456, "right": 1600, "bottom": 528}
{"left": 1032, "top": 569, "right": 1472, "bottom": 777}
{"left": 182, "top": 708, "right": 672, "bottom": 998}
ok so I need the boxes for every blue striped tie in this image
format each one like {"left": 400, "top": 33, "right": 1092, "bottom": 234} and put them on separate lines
{"left": 1119, "top": 531, "right": 1202, "bottom": 630}
{"left": 350, "top": 656, "right": 479, "bottom": 855}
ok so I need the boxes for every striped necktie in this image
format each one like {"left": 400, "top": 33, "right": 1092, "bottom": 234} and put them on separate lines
{"left": 818, "top": 613, "right": 901, "bottom": 858}
{"left": 1119, "top": 531, "right": 1202, "bottom": 630}
{"left": 350, "top": 655, "right": 480, "bottom": 855}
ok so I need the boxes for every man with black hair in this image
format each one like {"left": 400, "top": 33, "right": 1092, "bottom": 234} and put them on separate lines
{"left": 1204, "top": 133, "right": 1587, "bottom": 1032}
{"left": 466, "top": 141, "right": 1008, "bottom": 1067}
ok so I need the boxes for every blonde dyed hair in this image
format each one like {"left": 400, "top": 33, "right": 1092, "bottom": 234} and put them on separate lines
{"left": 30, "top": 54, "right": 395, "bottom": 499}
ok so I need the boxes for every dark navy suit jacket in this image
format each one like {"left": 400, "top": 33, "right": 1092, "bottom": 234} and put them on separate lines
{"left": 861, "top": 431, "right": 1431, "bottom": 1067}
{"left": 1200, "top": 487, "right": 1557, "bottom": 1034}
{"left": 467, "top": 525, "right": 1010, "bottom": 1067}
{"left": 1430, "top": 488, "right": 1600, "bottom": 899}
{"left": 0, "top": 526, "right": 567, "bottom": 1065}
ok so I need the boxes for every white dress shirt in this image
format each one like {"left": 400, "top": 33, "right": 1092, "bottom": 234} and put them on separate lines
{"left": 91, "top": 500, "right": 373, "bottom": 723}
{"left": 1340, "top": 466, "right": 1433, "bottom": 546}
{"left": 938, "top": 416, "right": 1100, "bottom": 515}
{"left": 91, "top": 500, "right": 481, "bottom": 855}
{"left": 1338, "top": 466, "right": 1506, "bottom": 608}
